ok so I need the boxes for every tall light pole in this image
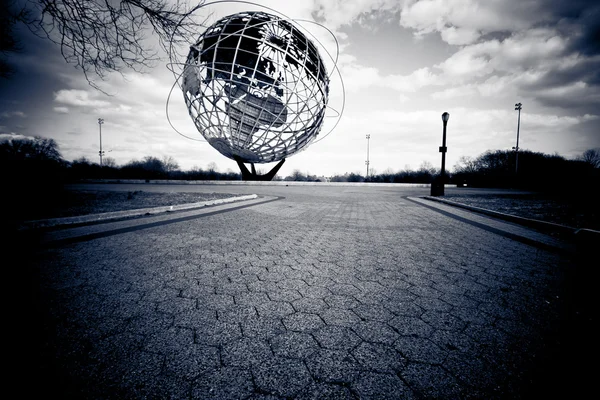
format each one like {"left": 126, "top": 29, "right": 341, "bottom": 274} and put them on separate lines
{"left": 98, "top": 118, "right": 104, "bottom": 166}
{"left": 365, "top": 134, "right": 371, "bottom": 179}
{"left": 513, "top": 103, "right": 522, "bottom": 174}
{"left": 432, "top": 112, "right": 449, "bottom": 196}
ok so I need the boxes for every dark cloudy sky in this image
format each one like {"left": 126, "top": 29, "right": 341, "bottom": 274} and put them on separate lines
{"left": 1, "top": 0, "right": 599, "bottom": 176}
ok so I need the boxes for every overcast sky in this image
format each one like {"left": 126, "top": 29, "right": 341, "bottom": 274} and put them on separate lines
{"left": 1, "top": 0, "right": 599, "bottom": 177}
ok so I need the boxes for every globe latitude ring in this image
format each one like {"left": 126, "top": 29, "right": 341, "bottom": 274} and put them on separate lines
{"left": 181, "top": 11, "right": 330, "bottom": 164}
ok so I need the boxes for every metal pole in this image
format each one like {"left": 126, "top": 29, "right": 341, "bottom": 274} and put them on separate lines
{"left": 365, "top": 134, "right": 370, "bottom": 178}
{"left": 514, "top": 103, "right": 522, "bottom": 174}
{"left": 441, "top": 121, "right": 447, "bottom": 184}
{"left": 433, "top": 112, "right": 449, "bottom": 196}
{"left": 98, "top": 118, "right": 104, "bottom": 166}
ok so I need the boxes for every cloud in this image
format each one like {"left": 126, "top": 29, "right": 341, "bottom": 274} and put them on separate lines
{"left": 311, "top": 0, "right": 599, "bottom": 115}
{"left": 523, "top": 112, "right": 598, "bottom": 128}
{"left": 0, "top": 111, "right": 26, "bottom": 118}
{"left": 313, "top": 0, "right": 400, "bottom": 29}
{"left": 53, "top": 107, "right": 69, "bottom": 114}
{"left": 431, "top": 85, "right": 477, "bottom": 100}
{"left": 54, "top": 90, "right": 111, "bottom": 107}
{"left": 0, "top": 133, "right": 34, "bottom": 142}
{"left": 433, "top": 28, "right": 567, "bottom": 77}
{"left": 568, "top": 5, "right": 600, "bottom": 56}
{"left": 533, "top": 81, "right": 600, "bottom": 110}
{"left": 338, "top": 54, "right": 439, "bottom": 94}
{"left": 403, "top": 24, "right": 598, "bottom": 111}
{"left": 440, "top": 26, "right": 480, "bottom": 46}
{"left": 399, "top": 0, "right": 528, "bottom": 43}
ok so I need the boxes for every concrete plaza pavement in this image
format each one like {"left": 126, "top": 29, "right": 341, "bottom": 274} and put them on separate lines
{"left": 21, "top": 184, "right": 591, "bottom": 399}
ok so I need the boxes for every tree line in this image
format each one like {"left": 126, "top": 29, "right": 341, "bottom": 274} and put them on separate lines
{"left": 0, "top": 136, "right": 243, "bottom": 182}
{"left": 69, "top": 156, "right": 242, "bottom": 181}
{"left": 1, "top": 135, "right": 598, "bottom": 192}
{"left": 451, "top": 149, "right": 599, "bottom": 193}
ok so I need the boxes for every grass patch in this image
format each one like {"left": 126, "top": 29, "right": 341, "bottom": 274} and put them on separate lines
{"left": 443, "top": 193, "right": 598, "bottom": 230}
{"left": 23, "top": 190, "right": 238, "bottom": 221}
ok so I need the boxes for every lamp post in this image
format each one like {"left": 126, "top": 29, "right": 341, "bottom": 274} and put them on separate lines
{"left": 98, "top": 118, "right": 105, "bottom": 166}
{"left": 513, "top": 103, "right": 522, "bottom": 174}
{"left": 431, "top": 112, "right": 449, "bottom": 196}
{"left": 365, "top": 134, "right": 371, "bottom": 179}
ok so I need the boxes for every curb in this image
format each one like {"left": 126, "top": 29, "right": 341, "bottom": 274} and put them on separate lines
{"left": 573, "top": 228, "right": 600, "bottom": 249}
{"left": 423, "top": 196, "right": 579, "bottom": 235}
{"left": 20, "top": 194, "right": 259, "bottom": 230}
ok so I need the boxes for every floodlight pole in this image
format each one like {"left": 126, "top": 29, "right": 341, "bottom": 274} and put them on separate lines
{"left": 98, "top": 118, "right": 104, "bottom": 166}
{"left": 514, "top": 103, "right": 522, "bottom": 174}
{"left": 365, "top": 134, "right": 370, "bottom": 179}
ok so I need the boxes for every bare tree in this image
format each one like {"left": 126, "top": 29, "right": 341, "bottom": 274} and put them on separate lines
{"left": 206, "top": 161, "right": 217, "bottom": 172}
{"left": 8, "top": 0, "right": 208, "bottom": 88}
{"left": 0, "top": 135, "right": 62, "bottom": 161}
{"left": 289, "top": 169, "right": 306, "bottom": 181}
{"left": 162, "top": 154, "right": 179, "bottom": 173}
{"left": 418, "top": 160, "right": 437, "bottom": 175}
{"left": 579, "top": 148, "right": 600, "bottom": 168}
{"left": 103, "top": 156, "right": 117, "bottom": 168}
{"left": 453, "top": 155, "right": 478, "bottom": 174}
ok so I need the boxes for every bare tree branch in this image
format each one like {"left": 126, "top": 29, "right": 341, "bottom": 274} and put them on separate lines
{"left": 21, "top": 0, "right": 208, "bottom": 89}
{"left": 1, "top": 0, "right": 31, "bottom": 78}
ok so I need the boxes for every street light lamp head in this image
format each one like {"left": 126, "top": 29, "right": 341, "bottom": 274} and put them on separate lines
{"left": 98, "top": 118, "right": 104, "bottom": 124}
{"left": 515, "top": 103, "right": 522, "bottom": 110}
{"left": 442, "top": 112, "right": 449, "bottom": 122}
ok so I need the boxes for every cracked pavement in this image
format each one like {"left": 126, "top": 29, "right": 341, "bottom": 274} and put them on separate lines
{"left": 21, "top": 184, "right": 587, "bottom": 399}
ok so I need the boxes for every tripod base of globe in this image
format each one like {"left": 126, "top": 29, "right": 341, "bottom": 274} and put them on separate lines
{"left": 234, "top": 156, "right": 286, "bottom": 181}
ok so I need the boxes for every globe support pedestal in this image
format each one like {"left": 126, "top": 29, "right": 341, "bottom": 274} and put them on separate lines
{"left": 234, "top": 157, "right": 285, "bottom": 181}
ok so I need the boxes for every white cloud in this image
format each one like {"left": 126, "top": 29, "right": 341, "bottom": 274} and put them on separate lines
{"left": 338, "top": 55, "right": 439, "bottom": 94}
{"left": 436, "top": 45, "right": 495, "bottom": 79}
{"left": 0, "top": 133, "right": 34, "bottom": 142}
{"left": 388, "top": 67, "right": 440, "bottom": 92}
{"left": 337, "top": 59, "right": 382, "bottom": 92}
{"left": 523, "top": 113, "right": 598, "bottom": 128}
{"left": 314, "top": 0, "right": 400, "bottom": 29}
{"left": 338, "top": 27, "right": 572, "bottom": 99}
{"left": 399, "top": 0, "right": 544, "bottom": 44}
{"left": 431, "top": 85, "right": 476, "bottom": 100}
{"left": 53, "top": 107, "right": 69, "bottom": 114}
{"left": 54, "top": 90, "right": 111, "bottom": 107}
{"left": 440, "top": 26, "right": 480, "bottom": 45}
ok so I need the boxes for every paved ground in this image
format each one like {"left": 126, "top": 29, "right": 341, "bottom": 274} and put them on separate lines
{"left": 17, "top": 184, "right": 592, "bottom": 399}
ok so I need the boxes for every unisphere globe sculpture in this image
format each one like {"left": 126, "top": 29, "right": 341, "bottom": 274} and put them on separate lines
{"left": 181, "top": 11, "right": 329, "bottom": 176}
